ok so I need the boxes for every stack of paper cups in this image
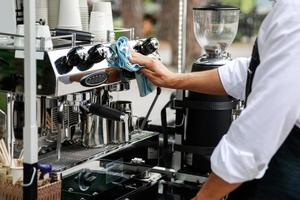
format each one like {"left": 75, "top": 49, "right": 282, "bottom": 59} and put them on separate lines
{"left": 58, "top": 0, "right": 82, "bottom": 31}
{"left": 89, "top": 11, "right": 107, "bottom": 42}
{"left": 36, "top": 0, "right": 48, "bottom": 24}
{"left": 48, "top": 0, "right": 60, "bottom": 29}
{"left": 91, "top": 1, "right": 114, "bottom": 41}
{"left": 79, "top": 0, "right": 89, "bottom": 32}
{"left": 92, "top": 1, "right": 114, "bottom": 31}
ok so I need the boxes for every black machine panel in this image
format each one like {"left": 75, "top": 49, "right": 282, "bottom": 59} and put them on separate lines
{"left": 184, "top": 62, "right": 236, "bottom": 173}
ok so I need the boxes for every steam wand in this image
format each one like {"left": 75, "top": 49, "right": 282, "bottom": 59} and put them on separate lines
{"left": 140, "top": 87, "right": 162, "bottom": 130}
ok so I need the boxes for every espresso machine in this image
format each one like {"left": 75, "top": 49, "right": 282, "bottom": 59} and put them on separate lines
{"left": 174, "top": 5, "right": 240, "bottom": 174}
{"left": 0, "top": 30, "right": 163, "bottom": 172}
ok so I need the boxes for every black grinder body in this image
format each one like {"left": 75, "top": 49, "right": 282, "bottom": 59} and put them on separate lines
{"left": 184, "top": 60, "right": 236, "bottom": 173}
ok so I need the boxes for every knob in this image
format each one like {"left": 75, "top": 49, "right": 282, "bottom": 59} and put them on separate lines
{"left": 86, "top": 44, "right": 108, "bottom": 65}
{"left": 66, "top": 46, "right": 86, "bottom": 67}
{"left": 55, "top": 46, "right": 87, "bottom": 74}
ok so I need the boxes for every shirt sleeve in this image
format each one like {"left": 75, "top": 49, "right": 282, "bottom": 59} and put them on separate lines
{"left": 218, "top": 57, "right": 250, "bottom": 100}
{"left": 211, "top": 0, "right": 300, "bottom": 183}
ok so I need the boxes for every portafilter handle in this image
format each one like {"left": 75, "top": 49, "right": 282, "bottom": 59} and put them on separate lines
{"left": 134, "top": 37, "right": 160, "bottom": 55}
{"left": 85, "top": 44, "right": 109, "bottom": 65}
{"left": 66, "top": 46, "right": 86, "bottom": 67}
{"left": 84, "top": 103, "right": 125, "bottom": 122}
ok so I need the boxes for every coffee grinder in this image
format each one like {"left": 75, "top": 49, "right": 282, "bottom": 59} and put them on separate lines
{"left": 183, "top": 5, "right": 240, "bottom": 173}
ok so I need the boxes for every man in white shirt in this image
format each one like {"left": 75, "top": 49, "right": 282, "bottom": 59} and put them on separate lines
{"left": 130, "top": 0, "right": 300, "bottom": 199}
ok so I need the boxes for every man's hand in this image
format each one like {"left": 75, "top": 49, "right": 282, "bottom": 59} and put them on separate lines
{"left": 129, "top": 52, "right": 178, "bottom": 88}
{"left": 129, "top": 51, "right": 227, "bottom": 95}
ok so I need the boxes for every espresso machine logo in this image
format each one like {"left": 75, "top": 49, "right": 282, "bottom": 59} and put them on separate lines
{"left": 80, "top": 71, "right": 108, "bottom": 87}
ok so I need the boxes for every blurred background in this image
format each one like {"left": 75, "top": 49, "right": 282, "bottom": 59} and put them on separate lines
{"left": 96, "top": 0, "right": 274, "bottom": 124}
{"left": 102, "top": 0, "right": 274, "bottom": 68}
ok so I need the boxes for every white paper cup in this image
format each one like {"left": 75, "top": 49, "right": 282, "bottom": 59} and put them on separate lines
{"left": 79, "top": 0, "right": 89, "bottom": 31}
{"left": 92, "top": 1, "right": 112, "bottom": 13}
{"left": 92, "top": 1, "right": 114, "bottom": 31}
{"left": 36, "top": 7, "right": 48, "bottom": 24}
{"left": 89, "top": 11, "right": 108, "bottom": 42}
{"left": 58, "top": 0, "right": 82, "bottom": 30}
{"left": 36, "top": 0, "right": 48, "bottom": 24}
{"left": 48, "top": 0, "right": 60, "bottom": 28}
{"left": 89, "top": 11, "right": 106, "bottom": 32}
{"left": 11, "top": 166, "right": 23, "bottom": 185}
{"left": 36, "top": 0, "right": 48, "bottom": 8}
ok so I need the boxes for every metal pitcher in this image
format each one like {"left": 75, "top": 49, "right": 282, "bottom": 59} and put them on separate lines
{"left": 108, "top": 101, "right": 132, "bottom": 144}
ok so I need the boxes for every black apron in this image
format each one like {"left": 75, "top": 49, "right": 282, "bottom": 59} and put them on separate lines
{"left": 228, "top": 40, "right": 300, "bottom": 200}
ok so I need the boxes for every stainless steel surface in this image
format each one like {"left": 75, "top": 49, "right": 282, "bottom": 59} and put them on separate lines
{"left": 109, "top": 101, "right": 132, "bottom": 144}
{"left": 50, "top": 104, "right": 79, "bottom": 133}
{"left": 178, "top": 0, "right": 187, "bottom": 73}
{"left": 38, "top": 131, "right": 158, "bottom": 174}
{"left": 6, "top": 93, "right": 13, "bottom": 158}
{"left": 194, "top": 53, "right": 232, "bottom": 66}
{"left": 56, "top": 102, "right": 64, "bottom": 160}
{"left": 175, "top": 172, "right": 207, "bottom": 184}
{"left": 174, "top": 0, "right": 187, "bottom": 170}
{"left": 82, "top": 113, "right": 97, "bottom": 147}
{"left": 107, "top": 27, "right": 135, "bottom": 42}
{"left": 106, "top": 82, "right": 130, "bottom": 92}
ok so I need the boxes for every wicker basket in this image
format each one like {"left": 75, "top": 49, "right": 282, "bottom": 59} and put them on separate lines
{"left": 0, "top": 180, "right": 61, "bottom": 200}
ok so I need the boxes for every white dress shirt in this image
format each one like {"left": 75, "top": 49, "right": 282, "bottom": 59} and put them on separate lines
{"left": 211, "top": 0, "right": 300, "bottom": 183}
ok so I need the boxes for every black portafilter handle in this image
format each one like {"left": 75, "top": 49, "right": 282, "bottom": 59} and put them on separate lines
{"left": 85, "top": 44, "right": 108, "bottom": 66}
{"left": 66, "top": 46, "right": 87, "bottom": 66}
{"left": 57, "top": 46, "right": 87, "bottom": 74}
{"left": 87, "top": 103, "right": 125, "bottom": 121}
{"left": 58, "top": 46, "right": 86, "bottom": 73}
{"left": 134, "top": 37, "right": 160, "bottom": 55}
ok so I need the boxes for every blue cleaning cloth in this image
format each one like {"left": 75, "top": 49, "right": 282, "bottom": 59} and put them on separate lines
{"left": 107, "top": 36, "right": 155, "bottom": 97}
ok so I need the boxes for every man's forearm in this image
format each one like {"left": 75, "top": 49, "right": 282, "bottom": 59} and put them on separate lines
{"left": 194, "top": 173, "right": 242, "bottom": 200}
{"left": 173, "top": 69, "right": 228, "bottom": 96}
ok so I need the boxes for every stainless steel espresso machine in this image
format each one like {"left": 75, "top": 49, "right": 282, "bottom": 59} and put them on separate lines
{"left": 0, "top": 31, "right": 162, "bottom": 170}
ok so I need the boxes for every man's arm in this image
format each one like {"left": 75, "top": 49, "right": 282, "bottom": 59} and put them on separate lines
{"left": 172, "top": 69, "right": 227, "bottom": 95}
{"left": 129, "top": 53, "right": 227, "bottom": 96}
{"left": 193, "top": 173, "right": 242, "bottom": 200}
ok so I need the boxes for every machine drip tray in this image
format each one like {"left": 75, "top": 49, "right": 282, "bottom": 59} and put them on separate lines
{"left": 39, "top": 145, "right": 117, "bottom": 171}
{"left": 39, "top": 131, "right": 159, "bottom": 172}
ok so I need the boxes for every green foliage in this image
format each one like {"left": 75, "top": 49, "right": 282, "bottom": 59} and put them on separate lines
{"left": 223, "top": 0, "right": 256, "bottom": 14}
{"left": 0, "top": 93, "right": 6, "bottom": 112}
{"left": 222, "top": 0, "right": 240, "bottom": 7}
